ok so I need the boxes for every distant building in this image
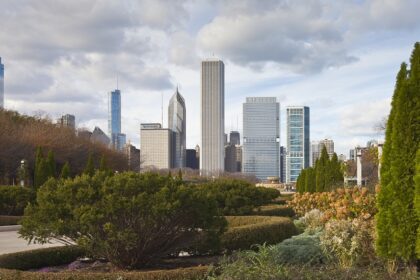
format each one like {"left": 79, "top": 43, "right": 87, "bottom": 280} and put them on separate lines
{"left": 236, "top": 145, "right": 242, "bottom": 172}
{"left": 108, "top": 89, "right": 125, "bottom": 150}
{"left": 286, "top": 106, "right": 310, "bottom": 183}
{"left": 225, "top": 144, "right": 242, "bottom": 173}
{"left": 366, "top": 139, "right": 378, "bottom": 148}
{"left": 338, "top": 154, "right": 347, "bottom": 162}
{"left": 0, "top": 57, "right": 4, "bottom": 108}
{"left": 57, "top": 114, "right": 76, "bottom": 130}
{"left": 349, "top": 149, "right": 355, "bottom": 161}
{"left": 201, "top": 59, "right": 225, "bottom": 176}
{"left": 229, "top": 131, "right": 240, "bottom": 145}
{"left": 312, "top": 139, "right": 334, "bottom": 165}
{"left": 125, "top": 143, "right": 140, "bottom": 172}
{"left": 186, "top": 149, "right": 199, "bottom": 170}
{"left": 77, "top": 129, "right": 92, "bottom": 141}
{"left": 280, "top": 146, "right": 286, "bottom": 183}
{"left": 168, "top": 87, "right": 186, "bottom": 168}
{"left": 91, "top": 126, "right": 110, "bottom": 146}
{"left": 243, "top": 97, "right": 280, "bottom": 180}
{"left": 140, "top": 123, "right": 172, "bottom": 169}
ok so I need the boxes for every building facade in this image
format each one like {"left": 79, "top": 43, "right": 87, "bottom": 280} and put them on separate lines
{"left": 201, "top": 59, "right": 225, "bottom": 176}
{"left": 126, "top": 143, "right": 140, "bottom": 172}
{"left": 91, "top": 126, "right": 110, "bottom": 146}
{"left": 108, "top": 89, "right": 126, "bottom": 150}
{"left": 243, "top": 97, "right": 280, "bottom": 181}
{"left": 0, "top": 57, "right": 4, "bottom": 108}
{"left": 229, "top": 131, "right": 240, "bottom": 145}
{"left": 312, "top": 139, "right": 334, "bottom": 165}
{"left": 280, "top": 146, "right": 286, "bottom": 183}
{"left": 140, "top": 123, "right": 172, "bottom": 169}
{"left": 57, "top": 114, "right": 76, "bottom": 130}
{"left": 168, "top": 88, "right": 186, "bottom": 168}
{"left": 286, "top": 106, "right": 310, "bottom": 183}
{"left": 186, "top": 149, "right": 199, "bottom": 169}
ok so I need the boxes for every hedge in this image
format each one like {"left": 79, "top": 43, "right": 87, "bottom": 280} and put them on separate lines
{"left": 0, "top": 215, "right": 22, "bottom": 226}
{"left": 0, "top": 246, "right": 85, "bottom": 270}
{"left": 221, "top": 216, "right": 298, "bottom": 251}
{"left": 253, "top": 205, "right": 295, "bottom": 217}
{"left": 0, "top": 266, "right": 208, "bottom": 280}
{"left": 0, "top": 186, "right": 35, "bottom": 215}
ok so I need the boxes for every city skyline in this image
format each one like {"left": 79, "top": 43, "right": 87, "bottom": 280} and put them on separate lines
{"left": 1, "top": 1, "right": 420, "bottom": 156}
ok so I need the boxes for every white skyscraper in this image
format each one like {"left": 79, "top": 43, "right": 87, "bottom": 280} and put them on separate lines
{"left": 201, "top": 59, "right": 225, "bottom": 176}
{"left": 0, "top": 57, "right": 4, "bottom": 109}
{"left": 140, "top": 123, "right": 172, "bottom": 169}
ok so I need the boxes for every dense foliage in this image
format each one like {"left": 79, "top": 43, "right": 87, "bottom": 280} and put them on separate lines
{"left": 19, "top": 172, "right": 226, "bottom": 269}
{"left": 199, "top": 178, "right": 280, "bottom": 215}
{"left": 0, "top": 109, "right": 128, "bottom": 185}
{"left": 0, "top": 246, "right": 85, "bottom": 270}
{"left": 0, "top": 186, "right": 35, "bottom": 215}
{"left": 376, "top": 42, "right": 420, "bottom": 264}
{"left": 253, "top": 204, "right": 295, "bottom": 217}
{"left": 296, "top": 146, "right": 343, "bottom": 193}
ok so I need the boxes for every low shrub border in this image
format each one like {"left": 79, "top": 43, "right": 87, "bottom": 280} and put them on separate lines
{"left": 221, "top": 216, "right": 298, "bottom": 251}
{"left": 253, "top": 205, "right": 295, "bottom": 217}
{"left": 0, "top": 266, "right": 208, "bottom": 280}
{"left": 0, "top": 246, "right": 85, "bottom": 270}
{"left": 0, "top": 215, "right": 22, "bottom": 226}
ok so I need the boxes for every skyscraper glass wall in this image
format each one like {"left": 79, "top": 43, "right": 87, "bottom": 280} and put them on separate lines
{"left": 108, "top": 89, "right": 125, "bottom": 150}
{"left": 286, "top": 106, "right": 310, "bottom": 183}
{"left": 243, "top": 97, "right": 280, "bottom": 180}
{"left": 168, "top": 88, "right": 186, "bottom": 168}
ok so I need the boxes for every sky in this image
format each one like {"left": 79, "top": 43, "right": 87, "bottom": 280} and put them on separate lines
{"left": 1, "top": 0, "right": 419, "bottom": 157}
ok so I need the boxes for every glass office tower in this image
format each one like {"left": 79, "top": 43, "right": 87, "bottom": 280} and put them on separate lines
{"left": 108, "top": 89, "right": 125, "bottom": 150}
{"left": 286, "top": 106, "right": 310, "bottom": 183}
{"left": 243, "top": 97, "right": 280, "bottom": 180}
{"left": 168, "top": 87, "right": 186, "bottom": 168}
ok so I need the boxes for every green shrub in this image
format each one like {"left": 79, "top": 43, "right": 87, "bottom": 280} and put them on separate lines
{"left": 221, "top": 216, "right": 298, "bottom": 251}
{"left": 0, "top": 215, "right": 22, "bottom": 226}
{"left": 0, "top": 266, "right": 208, "bottom": 279}
{"left": 0, "top": 246, "right": 85, "bottom": 270}
{"left": 0, "top": 186, "right": 35, "bottom": 215}
{"left": 270, "top": 231, "right": 327, "bottom": 265}
{"left": 199, "top": 179, "right": 279, "bottom": 215}
{"left": 253, "top": 204, "right": 295, "bottom": 217}
{"left": 293, "top": 209, "right": 325, "bottom": 234}
{"left": 19, "top": 172, "right": 226, "bottom": 269}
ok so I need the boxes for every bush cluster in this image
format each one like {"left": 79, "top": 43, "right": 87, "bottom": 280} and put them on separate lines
{"left": 0, "top": 186, "right": 35, "bottom": 215}
{"left": 287, "top": 187, "right": 376, "bottom": 220}
{"left": 0, "top": 266, "right": 208, "bottom": 280}
{"left": 199, "top": 179, "right": 280, "bottom": 215}
{"left": 253, "top": 204, "right": 295, "bottom": 217}
{"left": 20, "top": 172, "right": 226, "bottom": 269}
{"left": 220, "top": 216, "right": 298, "bottom": 252}
{"left": 0, "top": 246, "right": 85, "bottom": 270}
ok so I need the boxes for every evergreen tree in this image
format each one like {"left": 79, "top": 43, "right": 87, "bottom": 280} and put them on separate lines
{"left": 330, "top": 153, "right": 343, "bottom": 189}
{"left": 84, "top": 152, "right": 95, "bottom": 176}
{"left": 415, "top": 148, "right": 420, "bottom": 258}
{"left": 60, "top": 162, "right": 70, "bottom": 179}
{"left": 316, "top": 146, "right": 329, "bottom": 192}
{"left": 376, "top": 43, "right": 420, "bottom": 263}
{"left": 34, "top": 147, "right": 48, "bottom": 188}
{"left": 305, "top": 167, "right": 316, "bottom": 193}
{"left": 99, "top": 155, "right": 107, "bottom": 171}
{"left": 46, "top": 150, "right": 56, "bottom": 178}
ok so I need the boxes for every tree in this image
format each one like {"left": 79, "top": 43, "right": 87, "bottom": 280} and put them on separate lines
{"left": 60, "top": 162, "right": 70, "bottom": 179}
{"left": 316, "top": 146, "right": 329, "bottom": 192}
{"left": 305, "top": 167, "right": 316, "bottom": 193}
{"left": 46, "top": 150, "right": 56, "bottom": 178}
{"left": 415, "top": 148, "right": 420, "bottom": 258}
{"left": 34, "top": 147, "right": 49, "bottom": 189}
{"left": 376, "top": 43, "right": 420, "bottom": 264}
{"left": 19, "top": 172, "right": 227, "bottom": 268}
{"left": 99, "top": 154, "right": 107, "bottom": 171}
{"left": 84, "top": 152, "right": 95, "bottom": 176}
{"left": 330, "top": 153, "right": 344, "bottom": 189}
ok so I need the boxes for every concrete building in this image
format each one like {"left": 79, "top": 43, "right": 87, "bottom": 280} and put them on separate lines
{"left": 57, "top": 114, "right": 76, "bottom": 130}
{"left": 0, "top": 57, "right": 4, "bottom": 108}
{"left": 108, "top": 89, "right": 125, "bottom": 150}
{"left": 201, "top": 59, "right": 225, "bottom": 176}
{"left": 286, "top": 106, "right": 310, "bottom": 183}
{"left": 91, "top": 126, "right": 110, "bottom": 146}
{"left": 125, "top": 143, "right": 140, "bottom": 172}
{"left": 140, "top": 123, "right": 172, "bottom": 169}
{"left": 229, "top": 131, "right": 240, "bottom": 145}
{"left": 225, "top": 144, "right": 242, "bottom": 173}
{"left": 186, "top": 149, "right": 199, "bottom": 169}
{"left": 243, "top": 97, "right": 280, "bottom": 180}
{"left": 168, "top": 87, "right": 186, "bottom": 168}
{"left": 312, "top": 139, "right": 334, "bottom": 165}
{"left": 280, "top": 146, "right": 286, "bottom": 183}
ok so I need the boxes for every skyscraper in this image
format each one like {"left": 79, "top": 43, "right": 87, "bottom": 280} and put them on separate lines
{"left": 168, "top": 87, "right": 186, "bottom": 168}
{"left": 201, "top": 59, "right": 225, "bottom": 176}
{"left": 229, "top": 131, "right": 240, "bottom": 145}
{"left": 286, "top": 106, "right": 310, "bottom": 183}
{"left": 108, "top": 89, "right": 126, "bottom": 150}
{"left": 243, "top": 97, "right": 280, "bottom": 180}
{"left": 311, "top": 139, "right": 334, "bottom": 166}
{"left": 0, "top": 57, "right": 4, "bottom": 109}
{"left": 140, "top": 123, "right": 172, "bottom": 169}
{"left": 280, "top": 146, "right": 286, "bottom": 183}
